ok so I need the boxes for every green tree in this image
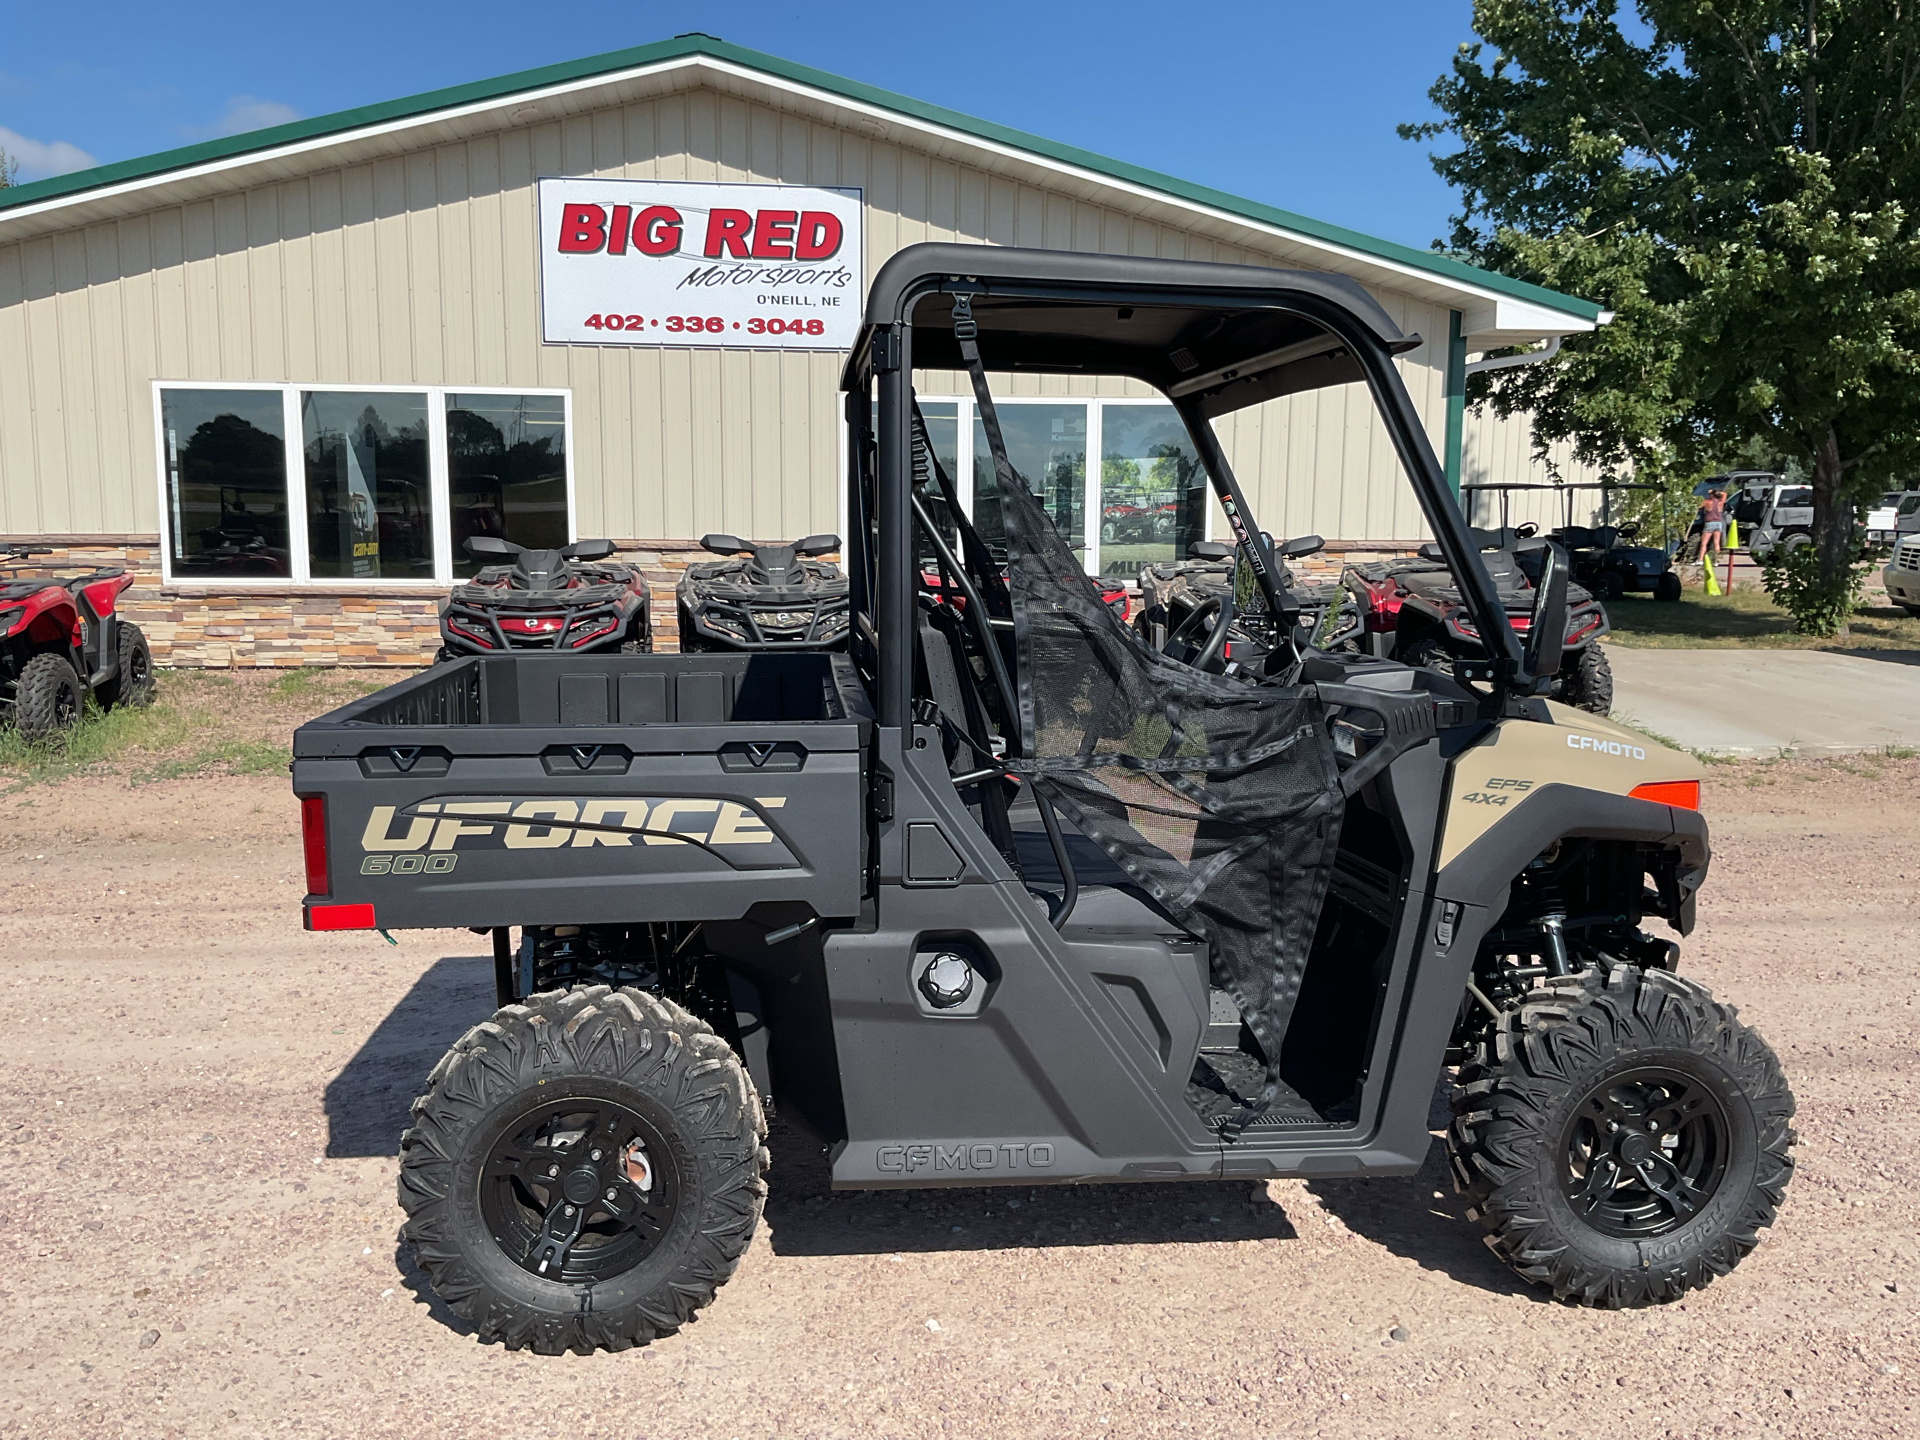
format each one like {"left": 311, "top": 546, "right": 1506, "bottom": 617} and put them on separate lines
{"left": 1405, "top": 1, "right": 1920, "bottom": 633}
{"left": 0, "top": 147, "right": 17, "bottom": 189}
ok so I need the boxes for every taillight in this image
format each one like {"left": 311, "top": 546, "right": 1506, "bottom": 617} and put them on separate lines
{"left": 306, "top": 903, "right": 375, "bottom": 931}
{"left": 301, "top": 795, "right": 330, "bottom": 895}
{"left": 1629, "top": 780, "right": 1700, "bottom": 810}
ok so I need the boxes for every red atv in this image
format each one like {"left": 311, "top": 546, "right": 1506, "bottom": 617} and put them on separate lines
{"left": 437, "top": 537, "right": 652, "bottom": 660}
{"left": 0, "top": 545, "right": 155, "bottom": 740}
{"left": 1336, "top": 527, "right": 1614, "bottom": 714}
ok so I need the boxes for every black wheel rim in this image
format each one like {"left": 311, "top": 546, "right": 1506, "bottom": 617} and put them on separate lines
{"left": 1561, "top": 1066, "right": 1730, "bottom": 1238}
{"left": 479, "top": 1097, "right": 681, "bottom": 1284}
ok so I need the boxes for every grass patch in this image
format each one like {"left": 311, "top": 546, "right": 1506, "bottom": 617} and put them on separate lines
{"left": 0, "top": 665, "right": 404, "bottom": 789}
{"left": 1607, "top": 713, "right": 1738, "bottom": 766}
{"left": 1604, "top": 586, "right": 1920, "bottom": 649}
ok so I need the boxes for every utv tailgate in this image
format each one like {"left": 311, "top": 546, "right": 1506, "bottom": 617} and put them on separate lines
{"left": 292, "top": 652, "right": 870, "bottom": 930}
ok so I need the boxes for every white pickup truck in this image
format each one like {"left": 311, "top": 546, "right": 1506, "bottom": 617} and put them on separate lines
{"left": 1866, "top": 490, "right": 1920, "bottom": 550}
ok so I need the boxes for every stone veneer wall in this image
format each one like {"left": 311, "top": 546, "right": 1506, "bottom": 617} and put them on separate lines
{"left": 7, "top": 536, "right": 1424, "bottom": 668}
{"left": 6, "top": 537, "right": 714, "bottom": 668}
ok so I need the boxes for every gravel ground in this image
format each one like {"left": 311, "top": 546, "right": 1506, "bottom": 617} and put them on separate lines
{"left": 0, "top": 755, "right": 1915, "bottom": 1439}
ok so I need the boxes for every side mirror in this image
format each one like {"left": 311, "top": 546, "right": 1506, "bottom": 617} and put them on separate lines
{"left": 1279, "top": 533, "right": 1324, "bottom": 559}
{"left": 464, "top": 535, "right": 520, "bottom": 558}
{"left": 1186, "top": 540, "right": 1234, "bottom": 561}
{"left": 562, "top": 538, "right": 615, "bottom": 561}
{"left": 700, "top": 533, "right": 749, "bottom": 556}
{"left": 1521, "top": 540, "right": 1568, "bottom": 693}
{"left": 793, "top": 534, "right": 841, "bottom": 556}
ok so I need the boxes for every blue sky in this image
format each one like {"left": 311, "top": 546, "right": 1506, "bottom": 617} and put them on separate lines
{"left": 0, "top": 1, "right": 1477, "bottom": 251}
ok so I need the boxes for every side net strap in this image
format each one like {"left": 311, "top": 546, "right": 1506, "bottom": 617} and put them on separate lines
{"left": 951, "top": 294, "right": 1348, "bottom": 1138}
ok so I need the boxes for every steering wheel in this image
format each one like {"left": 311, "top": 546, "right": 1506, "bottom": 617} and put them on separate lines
{"left": 1516, "top": 522, "right": 1539, "bottom": 539}
{"left": 1165, "top": 594, "right": 1233, "bottom": 673}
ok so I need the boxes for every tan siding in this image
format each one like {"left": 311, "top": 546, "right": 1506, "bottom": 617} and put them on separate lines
{"left": 1462, "top": 403, "right": 1615, "bottom": 532}
{"left": 0, "top": 82, "right": 1527, "bottom": 548}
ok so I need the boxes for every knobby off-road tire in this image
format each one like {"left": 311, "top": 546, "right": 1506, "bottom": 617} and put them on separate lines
{"left": 96, "top": 622, "right": 155, "bottom": 710}
{"left": 398, "top": 985, "right": 769, "bottom": 1354}
{"left": 1447, "top": 965, "right": 1794, "bottom": 1308}
{"left": 1556, "top": 644, "right": 1614, "bottom": 715}
{"left": 13, "top": 653, "right": 84, "bottom": 741}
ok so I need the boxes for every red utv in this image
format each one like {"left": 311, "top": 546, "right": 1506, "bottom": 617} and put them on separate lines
{"left": 0, "top": 545, "right": 155, "bottom": 740}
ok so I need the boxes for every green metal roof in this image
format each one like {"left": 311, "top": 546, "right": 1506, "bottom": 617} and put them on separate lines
{"left": 0, "top": 34, "right": 1599, "bottom": 323}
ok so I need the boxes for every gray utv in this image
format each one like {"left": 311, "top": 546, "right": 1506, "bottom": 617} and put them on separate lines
{"left": 291, "top": 244, "right": 1794, "bottom": 1354}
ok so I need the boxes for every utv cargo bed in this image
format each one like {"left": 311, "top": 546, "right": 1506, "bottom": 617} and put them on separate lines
{"left": 292, "top": 651, "right": 871, "bottom": 931}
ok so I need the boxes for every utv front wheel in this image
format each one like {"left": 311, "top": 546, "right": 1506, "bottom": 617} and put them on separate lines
{"left": 1447, "top": 966, "right": 1794, "bottom": 1308}
{"left": 398, "top": 986, "right": 768, "bottom": 1354}
{"left": 14, "top": 653, "right": 84, "bottom": 741}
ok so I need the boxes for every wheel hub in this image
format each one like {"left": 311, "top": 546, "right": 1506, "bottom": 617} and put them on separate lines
{"left": 1560, "top": 1066, "right": 1732, "bottom": 1239}
{"left": 479, "top": 1098, "right": 679, "bottom": 1284}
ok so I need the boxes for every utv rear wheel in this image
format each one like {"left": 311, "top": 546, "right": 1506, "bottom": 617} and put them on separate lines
{"left": 13, "top": 653, "right": 84, "bottom": 741}
{"left": 398, "top": 985, "right": 768, "bottom": 1354}
{"left": 1556, "top": 644, "right": 1614, "bottom": 715}
{"left": 96, "top": 622, "right": 155, "bottom": 710}
{"left": 1654, "top": 572, "right": 1683, "bottom": 602}
{"left": 1447, "top": 965, "right": 1794, "bottom": 1308}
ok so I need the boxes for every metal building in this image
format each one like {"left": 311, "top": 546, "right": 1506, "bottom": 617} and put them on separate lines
{"left": 0, "top": 35, "right": 1605, "bottom": 666}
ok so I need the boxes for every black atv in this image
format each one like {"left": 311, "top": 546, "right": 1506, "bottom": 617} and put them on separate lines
{"left": 1552, "top": 521, "right": 1682, "bottom": 602}
{"left": 676, "top": 533, "right": 850, "bottom": 652}
{"left": 437, "top": 537, "right": 652, "bottom": 659}
{"left": 1133, "top": 534, "right": 1333, "bottom": 673}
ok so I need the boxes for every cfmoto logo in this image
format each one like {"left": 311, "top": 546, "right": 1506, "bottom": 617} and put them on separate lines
{"left": 1566, "top": 734, "right": 1646, "bottom": 760}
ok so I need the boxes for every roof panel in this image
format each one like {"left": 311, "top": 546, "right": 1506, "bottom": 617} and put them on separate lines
{"left": 0, "top": 34, "right": 1600, "bottom": 326}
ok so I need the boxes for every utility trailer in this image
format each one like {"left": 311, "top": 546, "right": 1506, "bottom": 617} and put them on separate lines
{"left": 294, "top": 244, "right": 1793, "bottom": 1354}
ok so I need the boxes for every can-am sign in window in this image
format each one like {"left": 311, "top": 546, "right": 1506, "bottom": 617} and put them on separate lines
{"left": 537, "top": 179, "right": 864, "bottom": 351}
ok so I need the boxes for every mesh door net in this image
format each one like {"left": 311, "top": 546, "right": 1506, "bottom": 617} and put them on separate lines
{"left": 953, "top": 323, "right": 1347, "bottom": 1136}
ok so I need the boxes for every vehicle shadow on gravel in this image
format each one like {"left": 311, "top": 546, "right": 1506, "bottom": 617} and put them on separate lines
{"left": 1303, "top": 1084, "right": 1542, "bottom": 1302}
{"left": 760, "top": 1113, "right": 1301, "bottom": 1256}
{"left": 323, "top": 955, "right": 494, "bottom": 1158}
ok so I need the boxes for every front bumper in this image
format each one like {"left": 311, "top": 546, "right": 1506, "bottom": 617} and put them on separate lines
{"left": 1883, "top": 560, "right": 1920, "bottom": 605}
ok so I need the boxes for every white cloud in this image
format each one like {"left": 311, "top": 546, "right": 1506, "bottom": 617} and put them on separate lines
{"left": 205, "top": 96, "right": 301, "bottom": 138}
{"left": 0, "top": 125, "right": 98, "bottom": 180}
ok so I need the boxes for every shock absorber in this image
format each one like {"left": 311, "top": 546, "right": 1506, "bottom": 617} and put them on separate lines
{"left": 1539, "top": 911, "right": 1571, "bottom": 978}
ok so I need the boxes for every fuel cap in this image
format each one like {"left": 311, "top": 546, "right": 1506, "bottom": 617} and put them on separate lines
{"left": 917, "top": 952, "right": 974, "bottom": 1009}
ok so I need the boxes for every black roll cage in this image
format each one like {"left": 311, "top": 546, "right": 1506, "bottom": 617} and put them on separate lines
{"left": 840, "top": 249, "right": 1527, "bottom": 729}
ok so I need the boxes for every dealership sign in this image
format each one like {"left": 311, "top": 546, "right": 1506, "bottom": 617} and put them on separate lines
{"left": 537, "top": 179, "right": 864, "bottom": 351}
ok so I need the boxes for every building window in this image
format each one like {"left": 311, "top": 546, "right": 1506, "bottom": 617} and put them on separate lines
{"left": 913, "top": 394, "right": 1211, "bottom": 577}
{"left": 154, "top": 383, "right": 572, "bottom": 586}
{"left": 972, "top": 402, "right": 1087, "bottom": 552}
{"left": 1098, "top": 403, "right": 1205, "bottom": 579}
{"left": 447, "top": 393, "right": 569, "bottom": 576}
{"left": 301, "top": 391, "right": 433, "bottom": 581}
{"left": 160, "top": 388, "right": 293, "bottom": 578}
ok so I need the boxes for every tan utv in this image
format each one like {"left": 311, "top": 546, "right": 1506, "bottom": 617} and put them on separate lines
{"left": 292, "top": 243, "right": 1794, "bottom": 1353}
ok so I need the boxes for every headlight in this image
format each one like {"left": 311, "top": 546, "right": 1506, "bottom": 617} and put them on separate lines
{"left": 0, "top": 607, "right": 21, "bottom": 634}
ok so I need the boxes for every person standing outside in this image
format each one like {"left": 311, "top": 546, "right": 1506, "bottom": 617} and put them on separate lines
{"left": 1696, "top": 487, "right": 1727, "bottom": 566}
